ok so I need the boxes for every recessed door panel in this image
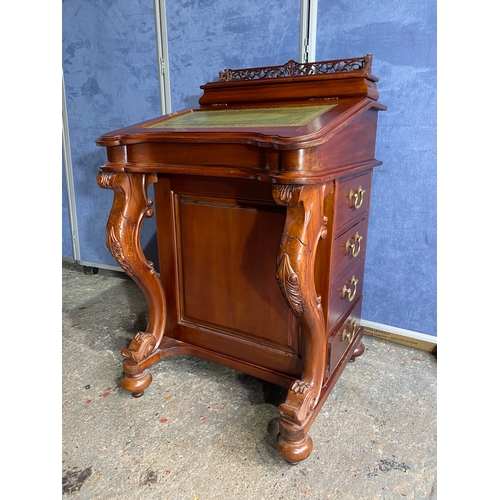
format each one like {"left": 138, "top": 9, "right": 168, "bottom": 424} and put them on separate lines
{"left": 172, "top": 190, "right": 301, "bottom": 375}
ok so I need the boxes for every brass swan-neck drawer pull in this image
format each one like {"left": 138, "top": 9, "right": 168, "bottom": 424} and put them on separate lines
{"left": 342, "top": 320, "right": 359, "bottom": 344}
{"left": 346, "top": 232, "right": 363, "bottom": 258}
{"left": 349, "top": 187, "right": 366, "bottom": 209}
{"left": 341, "top": 275, "right": 358, "bottom": 302}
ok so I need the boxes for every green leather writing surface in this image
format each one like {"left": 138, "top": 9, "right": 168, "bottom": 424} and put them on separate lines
{"left": 145, "top": 104, "right": 337, "bottom": 129}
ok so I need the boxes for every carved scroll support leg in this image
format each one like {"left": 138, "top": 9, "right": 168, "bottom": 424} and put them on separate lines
{"left": 97, "top": 171, "right": 167, "bottom": 397}
{"left": 272, "top": 183, "right": 328, "bottom": 464}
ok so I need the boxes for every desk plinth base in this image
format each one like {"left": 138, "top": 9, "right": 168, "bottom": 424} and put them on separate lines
{"left": 119, "top": 332, "right": 365, "bottom": 464}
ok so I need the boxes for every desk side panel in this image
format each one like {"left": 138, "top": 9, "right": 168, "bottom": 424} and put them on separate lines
{"left": 154, "top": 175, "right": 303, "bottom": 378}
{"left": 318, "top": 107, "right": 380, "bottom": 171}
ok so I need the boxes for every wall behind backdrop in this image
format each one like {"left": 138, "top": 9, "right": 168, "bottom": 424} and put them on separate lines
{"left": 62, "top": 0, "right": 436, "bottom": 337}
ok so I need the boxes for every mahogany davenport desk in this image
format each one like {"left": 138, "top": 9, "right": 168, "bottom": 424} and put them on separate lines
{"left": 96, "top": 55, "right": 386, "bottom": 464}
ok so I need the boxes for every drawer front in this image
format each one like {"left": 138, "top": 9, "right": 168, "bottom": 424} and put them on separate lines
{"left": 325, "top": 299, "right": 363, "bottom": 381}
{"left": 331, "top": 216, "right": 369, "bottom": 281}
{"left": 327, "top": 258, "right": 366, "bottom": 334}
{"left": 335, "top": 172, "right": 372, "bottom": 234}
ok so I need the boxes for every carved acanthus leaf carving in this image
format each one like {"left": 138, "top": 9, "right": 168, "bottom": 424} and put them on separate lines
{"left": 107, "top": 226, "right": 135, "bottom": 277}
{"left": 276, "top": 253, "right": 304, "bottom": 318}
{"left": 291, "top": 380, "right": 309, "bottom": 395}
{"left": 96, "top": 172, "right": 116, "bottom": 189}
{"left": 272, "top": 184, "right": 297, "bottom": 206}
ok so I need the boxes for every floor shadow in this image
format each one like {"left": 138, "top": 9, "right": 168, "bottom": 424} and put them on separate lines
{"left": 236, "top": 373, "right": 288, "bottom": 407}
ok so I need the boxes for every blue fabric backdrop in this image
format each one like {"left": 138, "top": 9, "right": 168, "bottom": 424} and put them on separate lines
{"left": 316, "top": 0, "right": 437, "bottom": 336}
{"left": 62, "top": 0, "right": 160, "bottom": 268}
{"left": 62, "top": 0, "right": 436, "bottom": 336}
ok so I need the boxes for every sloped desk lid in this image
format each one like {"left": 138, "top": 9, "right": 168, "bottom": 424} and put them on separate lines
{"left": 96, "top": 55, "right": 386, "bottom": 150}
{"left": 96, "top": 98, "right": 385, "bottom": 149}
{"left": 144, "top": 104, "right": 337, "bottom": 129}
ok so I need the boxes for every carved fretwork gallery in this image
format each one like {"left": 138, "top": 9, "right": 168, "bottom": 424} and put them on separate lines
{"left": 96, "top": 54, "right": 386, "bottom": 464}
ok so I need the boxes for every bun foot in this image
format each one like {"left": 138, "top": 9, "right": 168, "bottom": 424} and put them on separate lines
{"left": 121, "top": 370, "right": 152, "bottom": 397}
{"left": 349, "top": 341, "right": 365, "bottom": 362}
{"left": 275, "top": 421, "right": 313, "bottom": 464}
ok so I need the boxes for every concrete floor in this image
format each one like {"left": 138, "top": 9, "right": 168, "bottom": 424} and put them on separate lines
{"left": 62, "top": 261, "right": 437, "bottom": 499}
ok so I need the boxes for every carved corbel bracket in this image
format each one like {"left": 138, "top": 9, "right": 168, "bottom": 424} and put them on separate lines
{"left": 97, "top": 171, "right": 167, "bottom": 394}
{"left": 272, "top": 183, "right": 328, "bottom": 387}
{"left": 272, "top": 182, "right": 328, "bottom": 462}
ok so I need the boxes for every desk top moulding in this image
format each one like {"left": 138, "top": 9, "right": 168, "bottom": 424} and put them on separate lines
{"left": 96, "top": 54, "right": 386, "bottom": 465}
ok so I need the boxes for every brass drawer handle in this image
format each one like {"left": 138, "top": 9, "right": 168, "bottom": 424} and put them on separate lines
{"left": 342, "top": 320, "right": 359, "bottom": 344}
{"left": 345, "top": 232, "right": 363, "bottom": 258}
{"left": 341, "top": 275, "right": 358, "bottom": 302}
{"left": 349, "top": 187, "right": 366, "bottom": 209}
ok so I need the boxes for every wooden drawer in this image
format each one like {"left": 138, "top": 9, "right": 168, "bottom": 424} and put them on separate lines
{"left": 325, "top": 299, "right": 363, "bottom": 381}
{"left": 335, "top": 172, "right": 372, "bottom": 234}
{"left": 331, "top": 216, "right": 369, "bottom": 281}
{"left": 327, "top": 257, "right": 366, "bottom": 334}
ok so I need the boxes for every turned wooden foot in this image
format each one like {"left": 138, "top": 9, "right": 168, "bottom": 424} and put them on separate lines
{"left": 121, "top": 370, "right": 153, "bottom": 398}
{"left": 276, "top": 420, "right": 313, "bottom": 464}
{"left": 349, "top": 340, "right": 365, "bottom": 362}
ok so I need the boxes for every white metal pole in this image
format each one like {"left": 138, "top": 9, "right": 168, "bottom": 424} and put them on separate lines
{"left": 154, "top": 0, "right": 172, "bottom": 115}
{"left": 62, "top": 72, "right": 81, "bottom": 262}
{"left": 308, "top": 0, "right": 317, "bottom": 62}
{"left": 299, "top": 0, "right": 318, "bottom": 63}
{"left": 299, "top": 0, "right": 309, "bottom": 62}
